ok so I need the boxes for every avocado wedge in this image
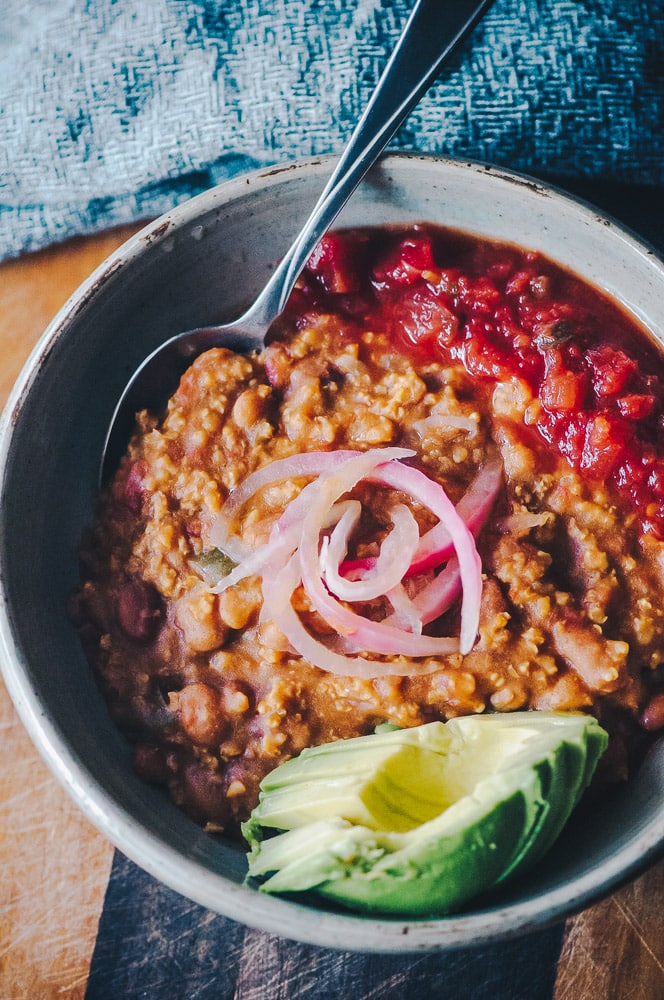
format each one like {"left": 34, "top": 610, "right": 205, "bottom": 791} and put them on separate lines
{"left": 242, "top": 712, "right": 608, "bottom": 916}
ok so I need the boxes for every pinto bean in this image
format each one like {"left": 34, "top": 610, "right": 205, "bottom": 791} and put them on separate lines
{"left": 216, "top": 585, "right": 258, "bottom": 631}
{"left": 231, "top": 386, "right": 270, "bottom": 429}
{"left": 175, "top": 586, "right": 229, "bottom": 652}
{"left": 116, "top": 580, "right": 163, "bottom": 642}
{"left": 178, "top": 682, "right": 225, "bottom": 747}
{"left": 551, "top": 619, "right": 628, "bottom": 694}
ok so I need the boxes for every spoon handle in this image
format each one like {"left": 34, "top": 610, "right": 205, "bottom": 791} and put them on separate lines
{"left": 245, "top": 0, "right": 494, "bottom": 332}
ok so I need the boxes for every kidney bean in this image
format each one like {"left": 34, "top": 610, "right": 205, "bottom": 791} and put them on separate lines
{"left": 116, "top": 580, "right": 163, "bottom": 642}
{"left": 640, "top": 691, "right": 664, "bottom": 731}
{"left": 178, "top": 682, "right": 225, "bottom": 747}
{"left": 119, "top": 460, "right": 149, "bottom": 514}
{"left": 132, "top": 743, "right": 170, "bottom": 784}
{"left": 224, "top": 760, "right": 263, "bottom": 811}
{"left": 181, "top": 763, "right": 230, "bottom": 827}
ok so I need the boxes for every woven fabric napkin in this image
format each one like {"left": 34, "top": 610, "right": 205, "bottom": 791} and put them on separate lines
{"left": 0, "top": 0, "right": 662, "bottom": 257}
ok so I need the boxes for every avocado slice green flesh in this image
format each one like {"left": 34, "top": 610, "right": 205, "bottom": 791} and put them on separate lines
{"left": 243, "top": 712, "right": 608, "bottom": 916}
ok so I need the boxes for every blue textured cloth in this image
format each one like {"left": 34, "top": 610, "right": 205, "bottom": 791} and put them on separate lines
{"left": 0, "top": 0, "right": 662, "bottom": 261}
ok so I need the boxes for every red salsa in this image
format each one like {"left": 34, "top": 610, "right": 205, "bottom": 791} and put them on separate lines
{"left": 287, "top": 226, "right": 664, "bottom": 539}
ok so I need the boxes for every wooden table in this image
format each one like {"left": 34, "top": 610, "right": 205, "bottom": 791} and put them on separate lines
{"left": 1, "top": 225, "right": 663, "bottom": 999}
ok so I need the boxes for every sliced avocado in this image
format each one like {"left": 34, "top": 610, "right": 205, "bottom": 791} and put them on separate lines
{"left": 245, "top": 724, "right": 457, "bottom": 835}
{"left": 243, "top": 711, "right": 607, "bottom": 916}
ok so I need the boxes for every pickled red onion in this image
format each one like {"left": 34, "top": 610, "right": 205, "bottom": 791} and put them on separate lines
{"left": 208, "top": 449, "right": 363, "bottom": 559}
{"left": 364, "top": 461, "right": 482, "bottom": 653}
{"left": 384, "top": 582, "right": 425, "bottom": 634}
{"left": 208, "top": 447, "right": 500, "bottom": 676}
{"left": 212, "top": 494, "right": 358, "bottom": 596}
{"left": 297, "top": 455, "right": 466, "bottom": 655}
{"left": 383, "top": 457, "right": 503, "bottom": 628}
{"left": 262, "top": 556, "right": 447, "bottom": 679}
{"left": 339, "top": 456, "right": 503, "bottom": 582}
{"left": 321, "top": 502, "right": 420, "bottom": 602}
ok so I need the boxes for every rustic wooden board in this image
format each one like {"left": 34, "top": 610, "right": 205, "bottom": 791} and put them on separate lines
{"left": 555, "top": 861, "right": 664, "bottom": 999}
{"left": 85, "top": 852, "right": 566, "bottom": 1000}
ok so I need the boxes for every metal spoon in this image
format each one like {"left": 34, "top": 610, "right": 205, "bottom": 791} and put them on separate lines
{"left": 100, "top": 0, "right": 494, "bottom": 485}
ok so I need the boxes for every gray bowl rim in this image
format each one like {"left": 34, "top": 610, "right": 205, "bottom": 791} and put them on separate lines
{"left": 1, "top": 152, "right": 663, "bottom": 953}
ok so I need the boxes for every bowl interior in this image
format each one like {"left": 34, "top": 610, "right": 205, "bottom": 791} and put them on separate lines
{"left": 1, "top": 154, "right": 664, "bottom": 952}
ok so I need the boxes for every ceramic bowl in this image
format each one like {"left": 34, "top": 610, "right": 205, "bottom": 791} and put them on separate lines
{"left": 1, "top": 154, "right": 663, "bottom": 952}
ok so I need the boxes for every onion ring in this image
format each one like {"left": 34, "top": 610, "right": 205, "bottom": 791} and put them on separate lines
{"left": 208, "top": 447, "right": 499, "bottom": 675}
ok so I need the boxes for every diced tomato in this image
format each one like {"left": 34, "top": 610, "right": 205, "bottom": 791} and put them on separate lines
{"left": 580, "top": 414, "right": 629, "bottom": 479}
{"left": 457, "top": 274, "right": 503, "bottom": 314}
{"left": 539, "top": 371, "right": 587, "bottom": 412}
{"left": 505, "top": 268, "right": 536, "bottom": 296}
{"left": 395, "top": 287, "right": 460, "bottom": 349}
{"left": 555, "top": 413, "right": 588, "bottom": 469}
{"left": 641, "top": 506, "right": 664, "bottom": 540}
{"left": 528, "top": 303, "right": 576, "bottom": 349}
{"left": 457, "top": 321, "right": 512, "bottom": 380}
{"left": 647, "top": 460, "right": 664, "bottom": 499}
{"left": 306, "top": 234, "right": 367, "bottom": 294}
{"left": 486, "top": 257, "right": 518, "bottom": 282}
{"left": 613, "top": 452, "right": 650, "bottom": 506}
{"left": 587, "top": 345, "right": 638, "bottom": 397}
{"left": 432, "top": 268, "right": 461, "bottom": 298}
{"left": 616, "top": 394, "right": 656, "bottom": 420}
{"left": 373, "top": 236, "right": 437, "bottom": 287}
{"left": 295, "top": 224, "right": 664, "bottom": 538}
{"left": 494, "top": 303, "right": 528, "bottom": 349}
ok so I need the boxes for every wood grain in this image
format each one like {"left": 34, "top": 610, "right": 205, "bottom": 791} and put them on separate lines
{"left": 555, "top": 861, "right": 664, "bottom": 1000}
{"left": 0, "top": 226, "right": 142, "bottom": 1000}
